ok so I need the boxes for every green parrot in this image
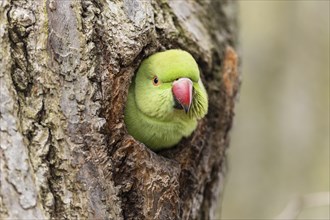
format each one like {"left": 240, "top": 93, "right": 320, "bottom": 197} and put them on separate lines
{"left": 124, "top": 49, "right": 208, "bottom": 151}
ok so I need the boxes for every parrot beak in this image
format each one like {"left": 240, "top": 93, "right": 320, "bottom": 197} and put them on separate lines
{"left": 172, "top": 78, "right": 193, "bottom": 113}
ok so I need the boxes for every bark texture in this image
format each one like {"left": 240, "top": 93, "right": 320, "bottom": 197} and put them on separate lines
{"left": 0, "top": 0, "right": 239, "bottom": 219}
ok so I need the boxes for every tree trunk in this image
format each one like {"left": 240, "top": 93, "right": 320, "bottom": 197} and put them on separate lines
{"left": 0, "top": 0, "right": 239, "bottom": 219}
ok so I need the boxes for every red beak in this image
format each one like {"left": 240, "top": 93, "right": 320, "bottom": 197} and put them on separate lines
{"left": 172, "top": 78, "right": 193, "bottom": 113}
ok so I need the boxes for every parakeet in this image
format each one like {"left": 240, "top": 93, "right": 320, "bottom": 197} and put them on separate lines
{"left": 124, "top": 49, "right": 208, "bottom": 151}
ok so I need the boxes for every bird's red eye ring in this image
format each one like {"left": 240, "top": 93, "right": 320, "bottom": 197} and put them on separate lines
{"left": 153, "top": 76, "right": 160, "bottom": 86}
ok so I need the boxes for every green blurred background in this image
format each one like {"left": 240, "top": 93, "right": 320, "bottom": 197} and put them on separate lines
{"left": 219, "top": 1, "right": 329, "bottom": 219}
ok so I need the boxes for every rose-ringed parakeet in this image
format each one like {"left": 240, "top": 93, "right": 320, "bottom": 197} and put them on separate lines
{"left": 124, "top": 49, "right": 208, "bottom": 151}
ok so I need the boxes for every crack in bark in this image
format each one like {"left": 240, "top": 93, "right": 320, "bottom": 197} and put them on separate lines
{"left": 45, "top": 131, "right": 59, "bottom": 219}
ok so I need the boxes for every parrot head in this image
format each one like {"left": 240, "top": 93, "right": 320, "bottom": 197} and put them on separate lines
{"left": 134, "top": 49, "right": 208, "bottom": 120}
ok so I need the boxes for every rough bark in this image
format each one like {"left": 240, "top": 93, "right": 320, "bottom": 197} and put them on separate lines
{"left": 0, "top": 0, "right": 239, "bottom": 219}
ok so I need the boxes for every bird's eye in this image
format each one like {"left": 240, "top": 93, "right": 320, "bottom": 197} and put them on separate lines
{"left": 153, "top": 76, "right": 160, "bottom": 86}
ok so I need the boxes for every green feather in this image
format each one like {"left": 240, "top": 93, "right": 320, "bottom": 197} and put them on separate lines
{"left": 124, "top": 49, "right": 208, "bottom": 151}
